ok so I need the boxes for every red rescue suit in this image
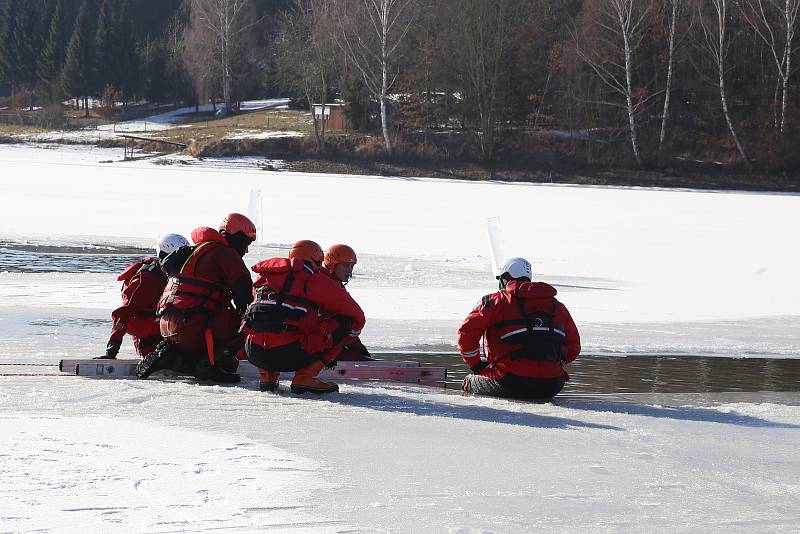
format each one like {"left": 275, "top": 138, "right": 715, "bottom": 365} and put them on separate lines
{"left": 158, "top": 227, "right": 253, "bottom": 357}
{"left": 245, "top": 257, "right": 365, "bottom": 361}
{"left": 457, "top": 280, "right": 580, "bottom": 380}
{"left": 108, "top": 257, "right": 166, "bottom": 356}
{"left": 318, "top": 266, "right": 371, "bottom": 360}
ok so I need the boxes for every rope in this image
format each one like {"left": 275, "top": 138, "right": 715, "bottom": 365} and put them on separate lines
{"left": 0, "top": 363, "right": 55, "bottom": 367}
{"left": 0, "top": 373, "right": 67, "bottom": 377}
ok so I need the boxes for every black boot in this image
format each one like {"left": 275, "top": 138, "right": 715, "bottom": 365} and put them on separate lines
{"left": 214, "top": 347, "right": 240, "bottom": 373}
{"left": 193, "top": 358, "right": 241, "bottom": 383}
{"left": 136, "top": 340, "right": 175, "bottom": 379}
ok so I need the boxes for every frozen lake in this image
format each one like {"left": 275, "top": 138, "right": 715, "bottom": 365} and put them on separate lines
{"left": 1, "top": 143, "right": 799, "bottom": 533}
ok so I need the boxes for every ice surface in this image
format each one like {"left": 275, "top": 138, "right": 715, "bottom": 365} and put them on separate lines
{"left": 1, "top": 142, "right": 799, "bottom": 532}
{"left": 1, "top": 377, "right": 799, "bottom": 533}
{"left": 1, "top": 142, "right": 798, "bottom": 356}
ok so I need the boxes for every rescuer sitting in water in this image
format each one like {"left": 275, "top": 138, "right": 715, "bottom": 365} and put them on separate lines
{"left": 457, "top": 257, "right": 580, "bottom": 400}
{"left": 137, "top": 213, "right": 256, "bottom": 383}
{"left": 98, "top": 233, "right": 190, "bottom": 360}
{"left": 319, "top": 244, "right": 373, "bottom": 361}
{"left": 243, "top": 240, "right": 366, "bottom": 394}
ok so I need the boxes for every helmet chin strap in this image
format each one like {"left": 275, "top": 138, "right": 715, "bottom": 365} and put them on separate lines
{"left": 498, "top": 276, "right": 508, "bottom": 291}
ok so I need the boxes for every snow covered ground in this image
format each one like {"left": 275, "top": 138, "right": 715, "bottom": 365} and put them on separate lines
{"left": 1, "top": 142, "right": 799, "bottom": 532}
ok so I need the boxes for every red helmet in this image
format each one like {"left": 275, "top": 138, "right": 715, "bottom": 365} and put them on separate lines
{"left": 220, "top": 213, "right": 256, "bottom": 240}
{"left": 288, "top": 240, "right": 324, "bottom": 269}
{"left": 324, "top": 244, "right": 357, "bottom": 270}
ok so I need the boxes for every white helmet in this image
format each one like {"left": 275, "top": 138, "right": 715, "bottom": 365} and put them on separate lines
{"left": 496, "top": 257, "right": 532, "bottom": 280}
{"left": 156, "top": 233, "right": 190, "bottom": 255}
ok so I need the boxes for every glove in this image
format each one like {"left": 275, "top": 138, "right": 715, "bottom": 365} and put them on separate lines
{"left": 470, "top": 360, "right": 489, "bottom": 374}
{"left": 343, "top": 339, "right": 371, "bottom": 357}
{"left": 95, "top": 340, "right": 121, "bottom": 359}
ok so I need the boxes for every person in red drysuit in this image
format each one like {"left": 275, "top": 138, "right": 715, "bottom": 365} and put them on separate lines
{"left": 151, "top": 213, "right": 255, "bottom": 383}
{"left": 99, "top": 233, "right": 190, "bottom": 359}
{"left": 458, "top": 257, "right": 580, "bottom": 400}
{"left": 243, "top": 240, "right": 365, "bottom": 394}
{"left": 319, "top": 243, "right": 373, "bottom": 361}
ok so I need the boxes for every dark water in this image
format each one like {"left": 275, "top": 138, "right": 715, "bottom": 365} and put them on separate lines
{"left": 379, "top": 353, "right": 800, "bottom": 394}
{"left": 0, "top": 241, "right": 146, "bottom": 273}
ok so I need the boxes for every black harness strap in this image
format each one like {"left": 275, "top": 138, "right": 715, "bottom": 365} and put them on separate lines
{"left": 274, "top": 270, "right": 295, "bottom": 309}
{"left": 246, "top": 271, "right": 317, "bottom": 334}
{"left": 503, "top": 297, "right": 564, "bottom": 362}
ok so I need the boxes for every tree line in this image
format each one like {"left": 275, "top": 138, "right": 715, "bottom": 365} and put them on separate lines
{"left": 0, "top": 0, "right": 798, "bottom": 172}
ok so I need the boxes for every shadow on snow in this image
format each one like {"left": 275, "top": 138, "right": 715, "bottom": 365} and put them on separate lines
{"left": 562, "top": 400, "right": 800, "bottom": 429}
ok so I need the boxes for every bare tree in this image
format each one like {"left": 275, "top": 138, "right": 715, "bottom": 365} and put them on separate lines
{"left": 450, "top": 0, "right": 522, "bottom": 161}
{"left": 659, "top": 0, "right": 690, "bottom": 155}
{"left": 740, "top": 0, "right": 800, "bottom": 140}
{"left": 187, "top": 0, "right": 259, "bottom": 114}
{"left": 333, "top": 0, "right": 416, "bottom": 155}
{"left": 573, "top": 0, "right": 654, "bottom": 168}
{"left": 696, "top": 0, "right": 751, "bottom": 166}
{"left": 184, "top": 18, "right": 217, "bottom": 110}
{"left": 277, "top": 0, "right": 335, "bottom": 152}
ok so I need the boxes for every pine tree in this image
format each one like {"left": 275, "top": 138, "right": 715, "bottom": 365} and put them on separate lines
{"left": 11, "top": 0, "right": 40, "bottom": 89}
{"left": 93, "top": 0, "right": 113, "bottom": 92}
{"left": 37, "top": 0, "right": 65, "bottom": 103}
{"left": 142, "top": 39, "right": 168, "bottom": 105}
{"left": 113, "top": 0, "right": 139, "bottom": 103}
{"left": 0, "top": 0, "right": 18, "bottom": 91}
{"left": 62, "top": 0, "right": 92, "bottom": 116}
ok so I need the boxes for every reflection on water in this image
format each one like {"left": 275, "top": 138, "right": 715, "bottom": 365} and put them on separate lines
{"left": 566, "top": 355, "right": 800, "bottom": 393}
{"left": 380, "top": 353, "right": 800, "bottom": 394}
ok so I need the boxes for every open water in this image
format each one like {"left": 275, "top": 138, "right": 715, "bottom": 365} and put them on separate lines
{"left": 384, "top": 352, "right": 800, "bottom": 394}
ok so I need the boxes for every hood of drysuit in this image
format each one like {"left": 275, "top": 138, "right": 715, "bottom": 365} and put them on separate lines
{"left": 505, "top": 279, "right": 557, "bottom": 301}
{"left": 251, "top": 256, "right": 307, "bottom": 275}
{"left": 191, "top": 226, "right": 228, "bottom": 246}
{"left": 117, "top": 257, "right": 151, "bottom": 281}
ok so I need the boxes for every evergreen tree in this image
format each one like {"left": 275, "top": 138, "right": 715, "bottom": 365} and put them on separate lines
{"left": 113, "top": 0, "right": 140, "bottom": 102}
{"left": 11, "top": 0, "right": 39, "bottom": 89}
{"left": 0, "top": 0, "right": 18, "bottom": 90}
{"left": 61, "top": 0, "right": 92, "bottom": 115}
{"left": 142, "top": 39, "right": 168, "bottom": 105}
{"left": 37, "top": 0, "right": 66, "bottom": 103}
{"left": 93, "top": 0, "right": 113, "bottom": 92}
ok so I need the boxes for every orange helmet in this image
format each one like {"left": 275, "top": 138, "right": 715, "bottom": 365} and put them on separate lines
{"left": 324, "top": 244, "right": 357, "bottom": 270}
{"left": 288, "top": 240, "right": 324, "bottom": 269}
{"left": 220, "top": 213, "right": 256, "bottom": 240}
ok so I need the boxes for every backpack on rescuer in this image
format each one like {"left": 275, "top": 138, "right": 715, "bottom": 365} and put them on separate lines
{"left": 157, "top": 242, "right": 229, "bottom": 315}
{"left": 160, "top": 245, "right": 195, "bottom": 277}
{"left": 499, "top": 298, "right": 565, "bottom": 362}
{"left": 244, "top": 270, "right": 317, "bottom": 333}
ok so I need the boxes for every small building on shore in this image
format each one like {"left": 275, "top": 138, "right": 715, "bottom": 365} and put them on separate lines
{"left": 313, "top": 103, "right": 348, "bottom": 132}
